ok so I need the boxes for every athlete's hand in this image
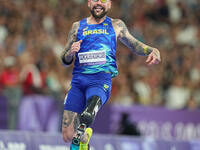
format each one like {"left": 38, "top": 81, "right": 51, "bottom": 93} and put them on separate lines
{"left": 146, "top": 48, "right": 161, "bottom": 66}
{"left": 69, "top": 40, "right": 82, "bottom": 56}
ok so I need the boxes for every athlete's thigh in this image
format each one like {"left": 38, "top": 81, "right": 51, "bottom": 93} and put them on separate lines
{"left": 64, "top": 84, "right": 86, "bottom": 114}
{"left": 86, "top": 83, "right": 112, "bottom": 105}
{"left": 85, "top": 73, "right": 112, "bottom": 105}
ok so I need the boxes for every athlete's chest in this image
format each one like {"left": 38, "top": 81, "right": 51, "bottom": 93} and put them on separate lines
{"left": 78, "top": 23, "right": 113, "bottom": 38}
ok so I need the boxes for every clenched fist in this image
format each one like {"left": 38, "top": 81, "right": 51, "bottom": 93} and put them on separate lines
{"left": 69, "top": 40, "right": 82, "bottom": 56}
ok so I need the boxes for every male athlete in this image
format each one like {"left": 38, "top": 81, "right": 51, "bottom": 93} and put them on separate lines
{"left": 61, "top": 0, "right": 161, "bottom": 149}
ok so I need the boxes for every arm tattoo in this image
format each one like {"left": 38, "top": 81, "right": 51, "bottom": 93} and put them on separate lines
{"left": 62, "top": 111, "right": 76, "bottom": 128}
{"left": 116, "top": 19, "right": 153, "bottom": 56}
{"left": 61, "top": 22, "right": 80, "bottom": 65}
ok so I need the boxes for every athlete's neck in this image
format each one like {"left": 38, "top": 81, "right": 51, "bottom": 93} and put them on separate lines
{"left": 87, "top": 16, "right": 106, "bottom": 25}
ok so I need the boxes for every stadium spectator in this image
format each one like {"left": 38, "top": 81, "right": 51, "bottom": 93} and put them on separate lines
{"left": 0, "top": 56, "right": 22, "bottom": 129}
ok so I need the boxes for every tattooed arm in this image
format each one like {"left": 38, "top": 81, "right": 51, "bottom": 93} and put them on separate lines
{"left": 112, "top": 19, "right": 161, "bottom": 65}
{"left": 61, "top": 21, "right": 80, "bottom": 66}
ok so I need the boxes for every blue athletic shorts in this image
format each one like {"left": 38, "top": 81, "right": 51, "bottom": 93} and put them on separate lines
{"left": 64, "top": 72, "right": 112, "bottom": 114}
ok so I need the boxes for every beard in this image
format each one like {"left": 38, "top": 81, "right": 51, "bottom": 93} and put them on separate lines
{"left": 90, "top": 6, "right": 108, "bottom": 19}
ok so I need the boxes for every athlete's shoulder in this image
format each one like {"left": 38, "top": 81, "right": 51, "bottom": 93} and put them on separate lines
{"left": 110, "top": 18, "right": 126, "bottom": 38}
{"left": 72, "top": 21, "right": 80, "bottom": 29}
{"left": 111, "top": 18, "right": 125, "bottom": 28}
{"left": 111, "top": 18, "right": 121, "bottom": 23}
{"left": 69, "top": 21, "right": 81, "bottom": 36}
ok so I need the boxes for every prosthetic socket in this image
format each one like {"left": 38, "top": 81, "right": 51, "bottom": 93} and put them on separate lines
{"left": 79, "top": 96, "right": 102, "bottom": 127}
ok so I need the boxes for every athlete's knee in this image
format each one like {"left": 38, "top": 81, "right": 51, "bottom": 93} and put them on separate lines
{"left": 61, "top": 110, "right": 79, "bottom": 143}
{"left": 80, "top": 95, "right": 102, "bottom": 127}
{"left": 62, "top": 127, "right": 75, "bottom": 143}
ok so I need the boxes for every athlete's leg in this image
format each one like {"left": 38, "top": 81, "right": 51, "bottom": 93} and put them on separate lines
{"left": 65, "top": 95, "right": 101, "bottom": 144}
{"left": 62, "top": 110, "right": 80, "bottom": 142}
{"left": 78, "top": 84, "right": 111, "bottom": 148}
{"left": 62, "top": 89, "right": 98, "bottom": 144}
{"left": 68, "top": 73, "right": 112, "bottom": 149}
{"left": 79, "top": 72, "right": 112, "bottom": 129}
{"left": 79, "top": 95, "right": 102, "bottom": 128}
{"left": 62, "top": 83, "right": 85, "bottom": 143}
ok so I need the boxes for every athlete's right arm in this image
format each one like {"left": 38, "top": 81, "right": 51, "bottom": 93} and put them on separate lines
{"left": 61, "top": 21, "right": 80, "bottom": 66}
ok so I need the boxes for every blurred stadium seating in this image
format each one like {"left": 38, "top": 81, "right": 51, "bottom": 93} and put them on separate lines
{"left": 0, "top": 0, "right": 200, "bottom": 149}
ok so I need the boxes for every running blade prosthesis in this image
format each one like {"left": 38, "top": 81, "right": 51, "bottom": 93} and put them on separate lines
{"left": 70, "top": 124, "right": 86, "bottom": 150}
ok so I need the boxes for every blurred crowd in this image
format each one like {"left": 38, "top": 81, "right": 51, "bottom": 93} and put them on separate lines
{"left": 0, "top": 0, "right": 200, "bottom": 129}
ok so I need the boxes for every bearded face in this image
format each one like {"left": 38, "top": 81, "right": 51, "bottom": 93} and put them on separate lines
{"left": 88, "top": 0, "right": 111, "bottom": 19}
{"left": 90, "top": 4, "right": 108, "bottom": 19}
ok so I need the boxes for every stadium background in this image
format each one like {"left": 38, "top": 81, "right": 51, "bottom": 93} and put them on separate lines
{"left": 0, "top": 0, "right": 200, "bottom": 150}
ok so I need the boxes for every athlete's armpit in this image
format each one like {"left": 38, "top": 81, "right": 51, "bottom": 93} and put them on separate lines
{"left": 115, "top": 19, "right": 153, "bottom": 56}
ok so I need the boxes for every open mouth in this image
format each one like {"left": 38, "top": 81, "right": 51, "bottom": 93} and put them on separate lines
{"left": 91, "top": 5, "right": 107, "bottom": 19}
{"left": 94, "top": 6, "right": 104, "bottom": 13}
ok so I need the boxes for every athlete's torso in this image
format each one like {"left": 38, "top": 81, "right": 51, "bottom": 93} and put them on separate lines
{"left": 72, "top": 16, "right": 118, "bottom": 78}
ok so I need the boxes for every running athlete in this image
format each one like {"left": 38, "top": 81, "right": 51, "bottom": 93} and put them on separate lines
{"left": 61, "top": 0, "right": 161, "bottom": 149}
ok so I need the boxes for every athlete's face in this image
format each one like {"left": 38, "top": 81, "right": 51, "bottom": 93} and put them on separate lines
{"left": 88, "top": 0, "right": 111, "bottom": 19}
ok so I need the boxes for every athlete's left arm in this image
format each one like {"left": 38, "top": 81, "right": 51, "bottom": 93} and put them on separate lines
{"left": 112, "top": 19, "right": 161, "bottom": 65}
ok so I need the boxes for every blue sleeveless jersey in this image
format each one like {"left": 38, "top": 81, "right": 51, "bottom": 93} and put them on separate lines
{"left": 72, "top": 16, "right": 118, "bottom": 78}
